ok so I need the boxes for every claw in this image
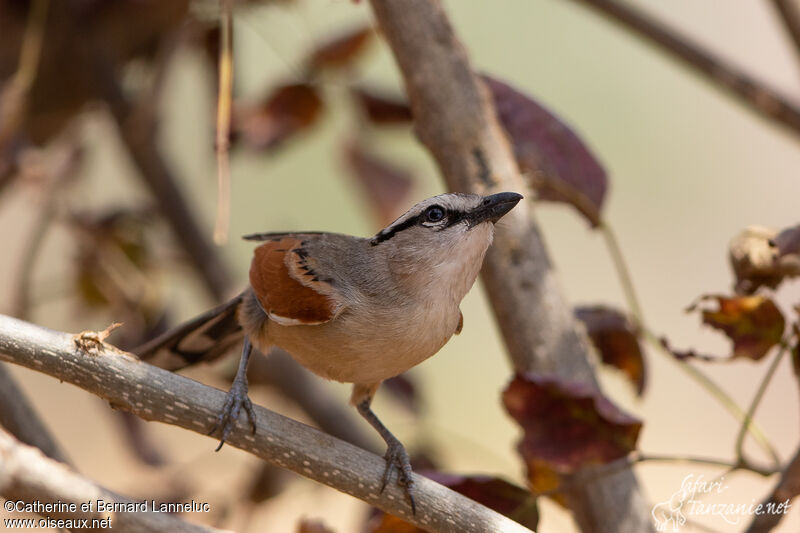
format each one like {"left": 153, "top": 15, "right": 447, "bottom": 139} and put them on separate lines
{"left": 209, "top": 375, "right": 256, "bottom": 450}
{"left": 209, "top": 337, "right": 257, "bottom": 450}
{"left": 380, "top": 438, "right": 417, "bottom": 514}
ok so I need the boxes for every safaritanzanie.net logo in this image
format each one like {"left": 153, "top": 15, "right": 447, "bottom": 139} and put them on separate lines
{"left": 651, "top": 474, "right": 791, "bottom": 531}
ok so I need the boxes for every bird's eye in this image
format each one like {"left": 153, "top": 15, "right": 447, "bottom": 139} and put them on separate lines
{"left": 424, "top": 206, "right": 445, "bottom": 223}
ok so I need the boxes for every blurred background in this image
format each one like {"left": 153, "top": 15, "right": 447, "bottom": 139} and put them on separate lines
{"left": 1, "top": 0, "right": 800, "bottom": 531}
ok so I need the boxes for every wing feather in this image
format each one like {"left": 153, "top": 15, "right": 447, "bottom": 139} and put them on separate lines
{"left": 249, "top": 238, "right": 339, "bottom": 325}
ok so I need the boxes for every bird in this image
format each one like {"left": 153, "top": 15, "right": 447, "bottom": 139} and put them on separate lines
{"left": 135, "top": 191, "right": 523, "bottom": 512}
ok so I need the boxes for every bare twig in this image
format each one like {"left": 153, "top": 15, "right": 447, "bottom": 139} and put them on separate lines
{"left": 744, "top": 332, "right": 800, "bottom": 532}
{"left": 11, "top": 191, "right": 57, "bottom": 319}
{"left": 11, "top": 139, "right": 81, "bottom": 319}
{"left": 213, "top": 0, "right": 234, "bottom": 245}
{"left": 0, "top": 0, "right": 49, "bottom": 147}
{"left": 0, "top": 426, "right": 228, "bottom": 533}
{"left": 367, "top": 1, "right": 653, "bottom": 531}
{"left": 0, "top": 314, "right": 534, "bottom": 533}
{"left": 734, "top": 341, "right": 789, "bottom": 461}
{"left": 600, "top": 222, "right": 780, "bottom": 463}
{"left": 566, "top": 0, "right": 800, "bottom": 137}
{"left": 634, "top": 453, "right": 776, "bottom": 477}
{"left": 0, "top": 363, "right": 67, "bottom": 464}
{"left": 771, "top": 0, "right": 800, "bottom": 68}
{"left": 79, "top": 34, "right": 233, "bottom": 300}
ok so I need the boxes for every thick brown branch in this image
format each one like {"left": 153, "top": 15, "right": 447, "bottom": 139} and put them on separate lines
{"left": 771, "top": 0, "right": 800, "bottom": 67}
{"left": 0, "top": 314, "right": 533, "bottom": 533}
{"left": 0, "top": 426, "right": 227, "bottom": 533}
{"left": 567, "top": 0, "right": 800, "bottom": 137}
{"left": 368, "top": 1, "right": 653, "bottom": 531}
{"left": 745, "top": 445, "right": 800, "bottom": 532}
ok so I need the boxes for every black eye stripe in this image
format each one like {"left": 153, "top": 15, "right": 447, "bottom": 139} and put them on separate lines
{"left": 371, "top": 206, "right": 467, "bottom": 245}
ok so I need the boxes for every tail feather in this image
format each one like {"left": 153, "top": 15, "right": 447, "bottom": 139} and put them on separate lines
{"left": 134, "top": 293, "right": 245, "bottom": 371}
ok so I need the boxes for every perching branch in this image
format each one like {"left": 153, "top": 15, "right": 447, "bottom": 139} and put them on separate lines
{"left": 367, "top": 0, "right": 653, "bottom": 531}
{"left": 0, "top": 314, "right": 533, "bottom": 533}
{"left": 243, "top": 348, "right": 377, "bottom": 452}
{"left": 565, "top": 0, "right": 800, "bottom": 138}
{"left": 0, "top": 426, "right": 227, "bottom": 533}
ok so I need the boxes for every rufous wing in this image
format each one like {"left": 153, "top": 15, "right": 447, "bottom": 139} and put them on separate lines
{"left": 249, "top": 238, "right": 339, "bottom": 326}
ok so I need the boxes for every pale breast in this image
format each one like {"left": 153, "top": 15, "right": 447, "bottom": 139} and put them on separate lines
{"left": 264, "top": 301, "right": 461, "bottom": 384}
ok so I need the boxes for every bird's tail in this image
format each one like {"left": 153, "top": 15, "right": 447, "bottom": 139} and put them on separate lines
{"left": 133, "top": 293, "right": 245, "bottom": 371}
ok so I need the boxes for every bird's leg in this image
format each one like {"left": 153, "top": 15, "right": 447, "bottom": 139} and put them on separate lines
{"left": 356, "top": 398, "right": 417, "bottom": 514}
{"left": 210, "top": 336, "right": 257, "bottom": 450}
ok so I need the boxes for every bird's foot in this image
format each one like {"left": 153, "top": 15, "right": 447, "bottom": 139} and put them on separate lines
{"left": 209, "top": 374, "right": 257, "bottom": 451}
{"left": 380, "top": 438, "right": 417, "bottom": 514}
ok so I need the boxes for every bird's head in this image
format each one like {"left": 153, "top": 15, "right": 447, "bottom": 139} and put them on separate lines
{"left": 371, "top": 192, "right": 523, "bottom": 297}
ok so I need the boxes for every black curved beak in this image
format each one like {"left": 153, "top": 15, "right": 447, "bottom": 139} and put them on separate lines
{"left": 468, "top": 192, "right": 523, "bottom": 226}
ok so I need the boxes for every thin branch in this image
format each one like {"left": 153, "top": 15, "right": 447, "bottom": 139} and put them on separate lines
{"left": 0, "top": 363, "right": 68, "bottom": 464}
{"left": 644, "top": 328, "right": 779, "bottom": 464}
{"left": 634, "top": 453, "right": 777, "bottom": 477}
{"left": 77, "top": 31, "right": 233, "bottom": 301}
{"left": 600, "top": 221, "right": 780, "bottom": 464}
{"left": 11, "top": 139, "right": 80, "bottom": 319}
{"left": 662, "top": 340, "right": 781, "bottom": 469}
{"left": 771, "top": 0, "right": 800, "bottom": 69}
{"left": 213, "top": 0, "right": 234, "bottom": 245}
{"left": 566, "top": 0, "right": 800, "bottom": 137}
{"left": 735, "top": 341, "right": 789, "bottom": 460}
{"left": 11, "top": 190, "right": 57, "bottom": 319}
{"left": 0, "top": 0, "right": 49, "bottom": 147}
{"left": 0, "top": 426, "right": 227, "bottom": 533}
{"left": 368, "top": 1, "right": 653, "bottom": 531}
{"left": 599, "top": 222, "right": 644, "bottom": 324}
{"left": 0, "top": 314, "right": 533, "bottom": 533}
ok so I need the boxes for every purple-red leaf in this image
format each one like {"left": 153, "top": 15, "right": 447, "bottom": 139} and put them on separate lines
{"left": 575, "top": 305, "right": 646, "bottom": 395}
{"left": 774, "top": 224, "right": 800, "bottom": 256}
{"left": 234, "top": 83, "right": 323, "bottom": 150}
{"left": 306, "top": 27, "right": 373, "bottom": 71}
{"left": 688, "top": 294, "right": 785, "bottom": 361}
{"left": 423, "top": 473, "right": 539, "bottom": 528}
{"left": 503, "top": 373, "right": 641, "bottom": 501}
{"left": 364, "top": 473, "right": 538, "bottom": 532}
{"left": 484, "top": 75, "right": 607, "bottom": 227}
{"left": 342, "top": 141, "right": 414, "bottom": 227}
{"left": 297, "top": 518, "right": 335, "bottom": 533}
{"left": 351, "top": 86, "right": 413, "bottom": 125}
{"left": 383, "top": 373, "right": 419, "bottom": 414}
